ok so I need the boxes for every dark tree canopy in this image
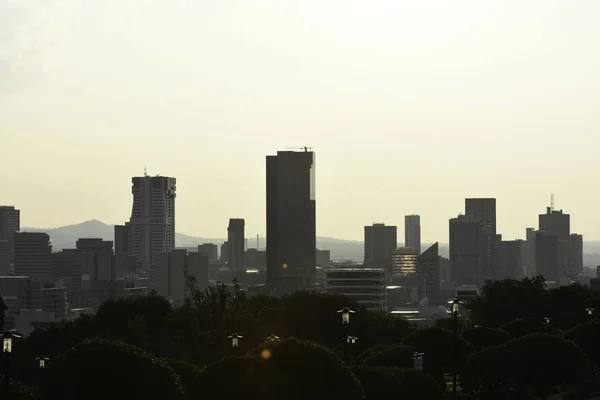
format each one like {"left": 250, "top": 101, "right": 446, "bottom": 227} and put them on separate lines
{"left": 355, "top": 344, "right": 393, "bottom": 365}
{"left": 382, "top": 367, "right": 445, "bottom": 400}
{"left": 37, "top": 338, "right": 184, "bottom": 400}
{"left": 462, "top": 326, "right": 511, "bottom": 350}
{"left": 361, "top": 344, "right": 415, "bottom": 369}
{"left": 192, "top": 337, "right": 364, "bottom": 400}
{"left": 564, "top": 321, "right": 600, "bottom": 367}
{"left": 401, "top": 326, "right": 475, "bottom": 373}
{"left": 468, "top": 276, "right": 549, "bottom": 327}
{"left": 464, "top": 333, "right": 590, "bottom": 399}
{"left": 501, "top": 317, "right": 560, "bottom": 338}
{"left": 350, "top": 366, "right": 403, "bottom": 400}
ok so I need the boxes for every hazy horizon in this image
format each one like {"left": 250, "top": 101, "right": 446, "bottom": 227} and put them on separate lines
{"left": 2, "top": 1, "right": 599, "bottom": 242}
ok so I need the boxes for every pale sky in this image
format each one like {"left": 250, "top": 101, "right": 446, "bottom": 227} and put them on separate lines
{"left": 1, "top": 0, "right": 599, "bottom": 242}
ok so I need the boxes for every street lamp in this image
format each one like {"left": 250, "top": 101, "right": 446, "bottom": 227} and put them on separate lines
{"left": 587, "top": 307, "right": 595, "bottom": 316}
{"left": 2, "top": 330, "right": 22, "bottom": 398}
{"left": 346, "top": 336, "right": 358, "bottom": 345}
{"left": 413, "top": 352, "right": 424, "bottom": 372}
{"left": 35, "top": 356, "right": 50, "bottom": 369}
{"left": 228, "top": 333, "right": 243, "bottom": 348}
{"left": 544, "top": 317, "right": 552, "bottom": 324}
{"left": 337, "top": 307, "right": 355, "bottom": 325}
{"left": 448, "top": 299, "right": 462, "bottom": 398}
{"left": 337, "top": 308, "right": 355, "bottom": 358}
{"left": 266, "top": 335, "right": 280, "bottom": 342}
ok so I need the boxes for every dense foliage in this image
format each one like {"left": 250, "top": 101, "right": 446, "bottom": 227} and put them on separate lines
{"left": 1, "top": 276, "right": 600, "bottom": 398}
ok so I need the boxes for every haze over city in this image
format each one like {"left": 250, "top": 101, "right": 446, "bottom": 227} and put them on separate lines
{"left": 2, "top": 0, "right": 600, "bottom": 242}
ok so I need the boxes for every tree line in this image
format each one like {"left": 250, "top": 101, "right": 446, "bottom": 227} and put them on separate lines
{"left": 1, "top": 275, "right": 600, "bottom": 399}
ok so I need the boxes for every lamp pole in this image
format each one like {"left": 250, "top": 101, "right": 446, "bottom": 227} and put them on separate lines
{"left": 337, "top": 308, "right": 355, "bottom": 359}
{"left": 228, "top": 333, "right": 243, "bottom": 353}
{"left": 2, "top": 330, "right": 21, "bottom": 400}
{"left": 449, "top": 299, "right": 460, "bottom": 398}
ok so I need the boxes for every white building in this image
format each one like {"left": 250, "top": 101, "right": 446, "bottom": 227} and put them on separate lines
{"left": 325, "top": 268, "right": 387, "bottom": 310}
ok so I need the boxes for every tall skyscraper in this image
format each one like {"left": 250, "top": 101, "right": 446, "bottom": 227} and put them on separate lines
{"left": 449, "top": 215, "right": 486, "bottom": 287}
{"left": 228, "top": 218, "right": 245, "bottom": 276}
{"left": 465, "top": 198, "right": 497, "bottom": 281}
{"left": 364, "top": 223, "right": 398, "bottom": 274}
{"left": 539, "top": 206, "right": 570, "bottom": 278}
{"left": 497, "top": 238, "right": 523, "bottom": 280}
{"left": 0, "top": 206, "right": 20, "bottom": 274}
{"left": 522, "top": 228, "right": 537, "bottom": 277}
{"left": 417, "top": 243, "right": 441, "bottom": 304}
{"left": 266, "top": 150, "right": 316, "bottom": 294}
{"left": 535, "top": 231, "right": 558, "bottom": 282}
{"left": 568, "top": 233, "right": 583, "bottom": 277}
{"left": 128, "top": 175, "right": 176, "bottom": 273}
{"left": 404, "top": 215, "right": 421, "bottom": 254}
{"left": 14, "top": 232, "right": 53, "bottom": 282}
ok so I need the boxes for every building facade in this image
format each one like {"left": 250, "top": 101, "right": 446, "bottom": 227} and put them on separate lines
{"left": 404, "top": 215, "right": 421, "bottom": 254}
{"left": 465, "top": 198, "right": 497, "bottom": 281}
{"left": 325, "top": 268, "right": 387, "bottom": 310}
{"left": 535, "top": 231, "right": 559, "bottom": 283}
{"left": 266, "top": 150, "right": 316, "bottom": 294}
{"left": 14, "top": 232, "right": 53, "bottom": 282}
{"left": 417, "top": 243, "right": 441, "bottom": 304}
{"left": 364, "top": 223, "right": 397, "bottom": 273}
{"left": 449, "top": 215, "right": 486, "bottom": 288}
{"left": 128, "top": 175, "right": 176, "bottom": 273}
{"left": 227, "top": 219, "right": 245, "bottom": 276}
{"left": 0, "top": 206, "right": 20, "bottom": 274}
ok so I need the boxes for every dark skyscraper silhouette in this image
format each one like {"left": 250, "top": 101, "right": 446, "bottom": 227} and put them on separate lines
{"left": 539, "top": 206, "right": 571, "bottom": 279}
{"left": 266, "top": 150, "right": 316, "bottom": 294}
{"left": 0, "top": 206, "right": 20, "bottom": 274}
{"left": 364, "top": 223, "right": 397, "bottom": 274}
{"left": 228, "top": 218, "right": 245, "bottom": 277}
{"left": 465, "top": 198, "right": 497, "bottom": 281}
{"left": 15, "top": 232, "right": 53, "bottom": 282}
{"left": 128, "top": 175, "right": 176, "bottom": 273}
{"left": 535, "top": 231, "right": 559, "bottom": 282}
{"left": 404, "top": 215, "right": 421, "bottom": 254}
{"left": 449, "top": 215, "right": 486, "bottom": 287}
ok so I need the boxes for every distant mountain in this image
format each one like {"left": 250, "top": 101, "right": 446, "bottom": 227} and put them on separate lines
{"left": 20, "top": 220, "right": 600, "bottom": 264}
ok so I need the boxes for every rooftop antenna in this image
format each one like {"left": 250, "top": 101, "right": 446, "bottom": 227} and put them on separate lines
{"left": 144, "top": 166, "right": 148, "bottom": 177}
{"left": 551, "top": 193, "right": 554, "bottom": 212}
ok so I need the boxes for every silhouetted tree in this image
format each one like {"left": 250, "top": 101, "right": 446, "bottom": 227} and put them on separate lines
{"left": 361, "top": 344, "right": 415, "bottom": 369}
{"left": 350, "top": 365, "right": 403, "bottom": 400}
{"left": 462, "top": 326, "right": 511, "bottom": 350}
{"left": 37, "top": 338, "right": 184, "bottom": 400}
{"left": 468, "top": 276, "right": 549, "bottom": 327}
{"left": 383, "top": 367, "right": 445, "bottom": 400}
{"left": 355, "top": 344, "right": 393, "bottom": 364}
{"left": 564, "top": 321, "right": 600, "bottom": 367}
{"left": 501, "top": 317, "right": 560, "bottom": 338}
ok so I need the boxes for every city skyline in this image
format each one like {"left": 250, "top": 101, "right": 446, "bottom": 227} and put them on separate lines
{"left": 2, "top": 1, "right": 600, "bottom": 242}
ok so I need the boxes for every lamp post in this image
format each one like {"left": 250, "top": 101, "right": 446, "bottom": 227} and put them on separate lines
{"left": 413, "top": 352, "right": 424, "bottom": 372}
{"left": 449, "top": 299, "right": 461, "bottom": 398}
{"left": 2, "top": 330, "right": 22, "bottom": 399}
{"left": 35, "top": 356, "right": 50, "bottom": 369}
{"left": 544, "top": 317, "right": 552, "bottom": 324}
{"left": 587, "top": 307, "right": 595, "bottom": 317}
{"left": 337, "top": 308, "right": 355, "bottom": 358}
{"left": 228, "top": 333, "right": 243, "bottom": 350}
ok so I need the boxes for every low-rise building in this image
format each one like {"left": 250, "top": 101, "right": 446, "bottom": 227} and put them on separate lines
{"left": 325, "top": 268, "right": 387, "bottom": 310}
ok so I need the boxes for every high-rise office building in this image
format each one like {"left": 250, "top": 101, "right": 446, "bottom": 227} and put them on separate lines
{"left": 74, "top": 238, "right": 114, "bottom": 281}
{"left": 128, "top": 175, "right": 176, "bottom": 273}
{"left": 539, "top": 206, "right": 570, "bottom": 278}
{"left": 522, "top": 228, "right": 537, "bottom": 277}
{"left": 0, "top": 206, "right": 20, "bottom": 274}
{"left": 568, "top": 233, "right": 583, "bottom": 277}
{"left": 449, "top": 215, "right": 486, "bottom": 287}
{"left": 465, "top": 198, "right": 496, "bottom": 281}
{"left": 227, "top": 219, "right": 245, "bottom": 276}
{"left": 417, "top": 243, "right": 441, "bottom": 304}
{"left": 114, "top": 224, "right": 132, "bottom": 256}
{"left": 14, "top": 232, "right": 53, "bottom": 282}
{"left": 220, "top": 242, "right": 229, "bottom": 263}
{"left": 404, "top": 215, "right": 421, "bottom": 254}
{"left": 497, "top": 238, "right": 523, "bottom": 280}
{"left": 364, "top": 223, "right": 398, "bottom": 273}
{"left": 535, "top": 231, "right": 558, "bottom": 282}
{"left": 391, "top": 247, "right": 419, "bottom": 279}
{"left": 266, "top": 150, "right": 316, "bottom": 294}
{"left": 198, "top": 243, "right": 218, "bottom": 264}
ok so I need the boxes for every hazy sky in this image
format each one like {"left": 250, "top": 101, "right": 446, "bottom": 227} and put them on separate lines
{"left": 1, "top": 0, "right": 599, "bottom": 242}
